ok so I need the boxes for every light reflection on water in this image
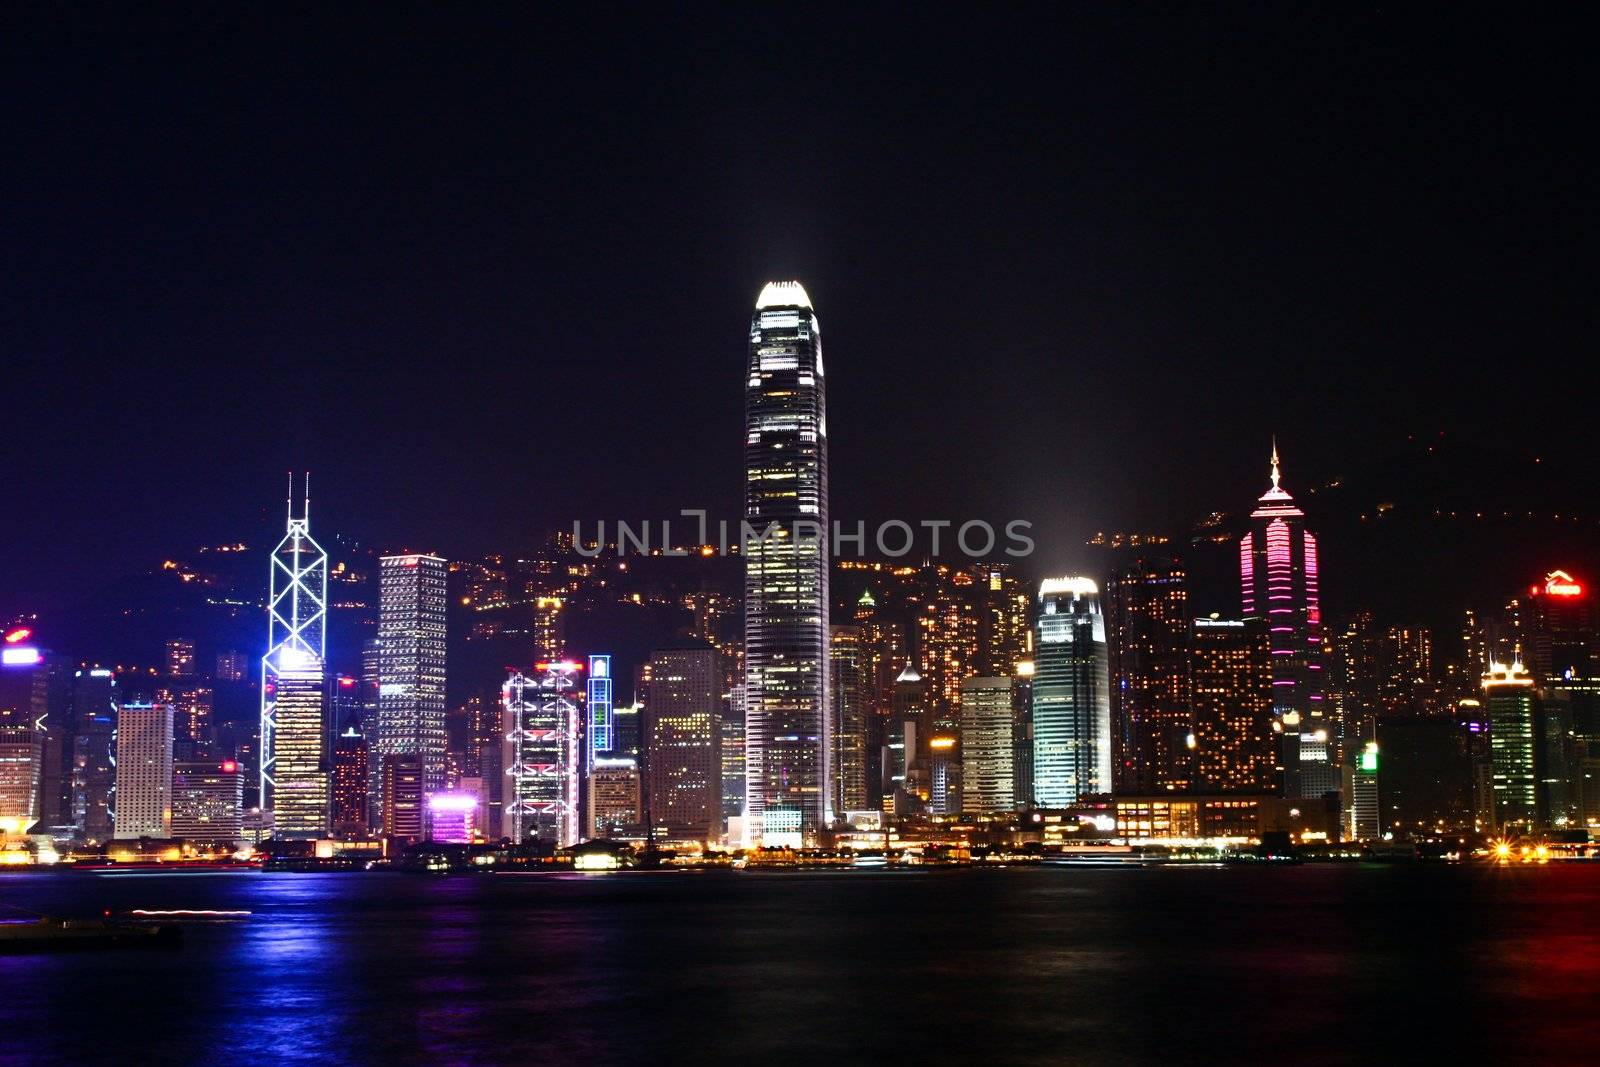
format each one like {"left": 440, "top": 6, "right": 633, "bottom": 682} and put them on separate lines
{"left": 3, "top": 865, "right": 1600, "bottom": 1064}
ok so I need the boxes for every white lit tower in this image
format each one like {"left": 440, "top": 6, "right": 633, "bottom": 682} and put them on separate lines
{"left": 260, "top": 473, "right": 328, "bottom": 827}
{"left": 744, "top": 280, "right": 830, "bottom": 846}
{"left": 501, "top": 661, "right": 581, "bottom": 847}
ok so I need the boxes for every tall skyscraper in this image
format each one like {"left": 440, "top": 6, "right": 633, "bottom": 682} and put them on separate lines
{"left": 960, "top": 676, "right": 1020, "bottom": 813}
{"left": 71, "top": 669, "right": 117, "bottom": 842}
{"left": 260, "top": 475, "right": 328, "bottom": 822}
{"left": 646, "top": 643, "right": 722, "bottom": 841}
{"left": 1239, "top": 444, "right": 1332, "bottom": 799}
{"left": 1484, "top": 659, "right": 1539, "bottom": 833}
{"left": 113, "top": 703, "right": 174, "bottom": 839}
{"left": 377, "top": 554, "right": 448, "bottom": 797}
{"left": 743, "top": 280, "right": 829, "bottom": 846}
{"left": 1105, "top": 558, "right": 1193, "bottom": 794}
{"left": 501, "top": 665, "right": 580, "bottom": 846}
{"left": 1031, "top": 578, "right": 1111, "bottom": 806}
{"left": 331, "top": 726, "right": 369, "bottom": 836}
{"left": 1190, "top": 618, "right": 1276, "bottom": 792}
{"left": 829, "top": 624, "right": 869, "bottom": 814}
{"left": 271, "top": 657, "right": 329, "bottom": 838}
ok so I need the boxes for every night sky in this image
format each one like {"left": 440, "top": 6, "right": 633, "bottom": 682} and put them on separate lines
{"left": 4, "top": 7, "right": 1595, "bottom": 613}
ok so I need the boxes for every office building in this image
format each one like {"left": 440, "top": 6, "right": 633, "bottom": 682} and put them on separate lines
{"left": 1190, "top": 618, "right": 1275, "bottom": 792}
{"left": 1239, "top": 444, "right": 1333, "bottom": 798}
{"left": 427, "top": 792, "right": 478, "bottom": 844}
{"left": 1350, "top": 742, "right": 1380, "bottom": 840}
{"left": 829, "top": 625, "right": 869, "bottom": 814}
{"left": 1484, "top": 660, "right": 1539, "bottom": 833}
{"left": 1105, "top": 559, "right": 1193, "bottom": 794}
{"left": 647, "top": 643, "right": 721, "bottom": 841}
{"left": 260, "top": 476, "right": 328, "bottom": 825}
{"left": 164, "top": 638, "right": 196, "bottom": 678}
{"left": 1032, "top": 578, "right": 1112, "bottom": 806}
{"left": 270, "top": 654, "right": 329, "bottom": 839}
{"left": 332, "top": 726, "right": 369, "bottom": 836}
{"left": 377, "top": 553, "right": 449, "bottom": 795}
{"left": 743, "top": 280, "right": 830, "bottom": 846}
{"left": 0, "top": 725, "right": 43, "bottom": 835}
{"left": 589, "top": 757, "right": 640, "bottom": 837}
{"left": 381, "top": 753, "right": 425, "bottom": 845}
{"left": 171, "top": 759, "right": 243, "bottom": 844}
{"left": 960, "top": 676, "right": 1019, "bottom": 813}
{"left": 113, "top": 703, "right": 174, "bottom": 839}
{"left": 215, "top": 650, "right": 248, "bottom": 683}
{"left": 501, "top": 666, "right": 580, "bottom": 846}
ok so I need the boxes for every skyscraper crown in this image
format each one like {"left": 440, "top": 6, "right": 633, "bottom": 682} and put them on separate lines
{"left": 755, "top": 280, "right": 812, "bottom": 310}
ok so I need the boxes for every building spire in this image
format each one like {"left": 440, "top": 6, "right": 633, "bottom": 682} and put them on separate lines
{"left": 1269, "top": 436, "right": 1281, "bottom": 491}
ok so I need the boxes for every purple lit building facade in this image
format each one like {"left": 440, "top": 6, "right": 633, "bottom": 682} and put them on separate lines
{"left": 1239, "top": 446, "right": 1335, "bottom": 802}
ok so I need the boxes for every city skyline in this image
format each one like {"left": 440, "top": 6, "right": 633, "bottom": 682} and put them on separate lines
{"left": 6, "top": 10, "right": 1600, "bottom": 1062}
{"left": 5, "top": 10, "right": 1596, "bottom": 621}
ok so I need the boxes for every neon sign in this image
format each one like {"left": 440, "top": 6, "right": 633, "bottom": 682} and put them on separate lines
{"left": 1538, "top": 570, "right": 1583, "bottom": 598}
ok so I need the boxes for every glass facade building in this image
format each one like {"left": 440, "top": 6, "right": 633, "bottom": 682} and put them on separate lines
{"left": 1031, "top": 578, "right": 1111, "bottom": 806}
{"left": 743, "top": 281, "right": 829, "bottom": 845}
{"left": 377, "top": 554, "right": 449, "bottom": 798}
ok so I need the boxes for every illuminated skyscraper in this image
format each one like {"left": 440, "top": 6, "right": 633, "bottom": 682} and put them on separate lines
{"left": 332, "top": 726, "right": 368, "bottom": 836}
{"left": 0, "top": 725, "right": 43, "bottom": 836}
{"left": 377, "top": 554, "right": 448, "bottom": 797}
{"left": 743, "top": 280, "right": 829, "bottom": 846}
{"left": 1105, "top": 559, "right": 1193, "bottom": 794}
{"left": 270, "top": 657, "right": 329, "bottom": 838}
{"left": 587, "top": 654, "right": 614, "bottom": 765}
{"left": 960, "top": 676, "right": 1020, "bottom": 813}
{"left": 1484, "top": 659, "right": 1539, "bottom": 833}
{"left": 501, "top": 665, "right": 580, "bottom": 846}
{"left": 1190, "top": 618, "right": 1276, "bottom": 792}
{"left": 829, "top": 625, "right": 869, "bottom": 813}
{"left": 1031, "top": 578, "right": 1111, "bottom": 806}
{"left": 588, "top": 757, "right": 641, "bottom": 837}
{"left": 381, "top": 753, "right": 425, "bottom": 844}
{"left": 260, "top": 475, "right": 327, "bottom": 820}
{"left": 646, "top": 644, "right": 722, "bottom": 841}
{"left": 113, "top": 703, "right": 174, "bottom": 839}
{"left": 1239, "top": 444, "right": 1332, "bottom": 799}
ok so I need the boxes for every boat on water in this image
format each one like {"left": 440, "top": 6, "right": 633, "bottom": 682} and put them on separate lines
{"left": 0, "top": 916, "right": 182, "bottom": 953}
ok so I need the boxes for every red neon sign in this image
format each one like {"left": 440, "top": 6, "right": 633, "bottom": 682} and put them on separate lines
{"left": 3, "top": 627, "right": 32, "bottom": 644}
{"left": 1541, "top": 570, "right": 1583, "bottom": 598}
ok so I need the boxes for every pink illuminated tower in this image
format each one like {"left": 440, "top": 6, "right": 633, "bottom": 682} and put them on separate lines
{"left": 1239, "top": 442, "right": 1334, "bottom": 801}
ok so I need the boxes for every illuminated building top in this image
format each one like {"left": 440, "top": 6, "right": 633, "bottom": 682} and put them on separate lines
{"left": 755, "top": 280, "right": 812, "bottom": 310}
{"left": 1482, "top": 659, "right": 1535, "bottom": 688}
{"left": 1534, "top": 570, "right": 1583, "bottom": 598}
{"left": 1251, "top": 439, "right": 1302, "bottom": 516}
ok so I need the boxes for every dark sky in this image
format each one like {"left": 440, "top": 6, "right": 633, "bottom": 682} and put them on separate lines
{"left": 3, "top": 6, "right": 1594, "bottom": 610}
